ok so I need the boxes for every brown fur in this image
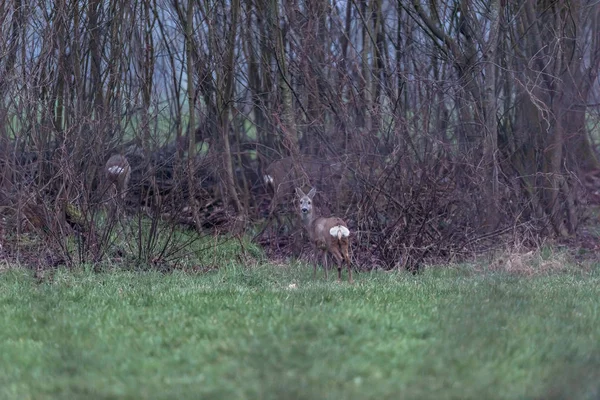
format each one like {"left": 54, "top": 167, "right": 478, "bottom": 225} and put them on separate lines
{"left": 296, "top": 187, "right": 352, "bottom": 283}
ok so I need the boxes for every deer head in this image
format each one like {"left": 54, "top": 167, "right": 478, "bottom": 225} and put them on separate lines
{"left": 264, "top": 157, "right": 346, "bottom": 221}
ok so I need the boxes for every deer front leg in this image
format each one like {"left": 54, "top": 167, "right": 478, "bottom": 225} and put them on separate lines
{"left": 311, "top": 246, "right": 322, "bottom": 279}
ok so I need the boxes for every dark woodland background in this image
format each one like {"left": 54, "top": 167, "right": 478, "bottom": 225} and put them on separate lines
{"left": 1, "top": 0, "right": 599, "bottom": 271}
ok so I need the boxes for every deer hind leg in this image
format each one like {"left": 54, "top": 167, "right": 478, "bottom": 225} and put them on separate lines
{"left": 329, "top": 246, "right": 344, "bottom": 282}
{"left": 340, "top": 240, "right": 353, "bottom": 284}
{"left": 263, "top": 189, "right": 285, "bottom": 243}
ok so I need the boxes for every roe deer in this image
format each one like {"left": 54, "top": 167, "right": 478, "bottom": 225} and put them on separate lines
{"left": 264, "top": 157, "right": 346, "bottom": 218}
{"left": 296, "top": 187, "right": 352, "bottom": 283}
{"left": 105, "top": 154, "right": 131, "bottom": 200}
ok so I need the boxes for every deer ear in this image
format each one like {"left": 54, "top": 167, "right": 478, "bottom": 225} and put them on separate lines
{"left": 295, "top": 187, "right": 305, "bottom": 198}
{"left": 308, "top": 187, "right": 316, "bottom": 198}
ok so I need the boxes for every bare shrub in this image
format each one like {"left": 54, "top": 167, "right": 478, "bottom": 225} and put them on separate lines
{"left": 0, "top": 122, "right": 222, "bottom": 273}
{"left": 1, "top": 0, "right": 599, "bottom": 274}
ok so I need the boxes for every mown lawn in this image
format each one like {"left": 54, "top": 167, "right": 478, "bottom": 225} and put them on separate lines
{"left": 0, "top": 262, "right": 598, "bottom": 400}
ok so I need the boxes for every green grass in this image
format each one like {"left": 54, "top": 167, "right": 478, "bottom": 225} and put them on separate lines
{"left": 0, "top": 263, "right": 599, "bottom": 400}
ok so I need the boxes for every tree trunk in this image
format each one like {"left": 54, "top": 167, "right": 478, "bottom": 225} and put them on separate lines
{"left": 219, "top": 0, "right": 244, "bottom": 216}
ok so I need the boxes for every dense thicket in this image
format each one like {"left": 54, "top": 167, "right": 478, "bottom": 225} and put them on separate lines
{"left": 0, "top": 0, "right": 599, "bottom": 270}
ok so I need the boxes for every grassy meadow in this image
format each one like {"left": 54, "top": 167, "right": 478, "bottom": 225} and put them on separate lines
{"left": 0, "top": 247, "right": 599, "bottom": 400}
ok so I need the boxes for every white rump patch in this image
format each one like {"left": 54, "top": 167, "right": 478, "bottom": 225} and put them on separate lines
{"left": 329, "top": 225, "right": 350, "bottom": 238}
{"left": 107, "top": 166, "right": 126, "bottom": 175}
{"left": 263, "top": 174, "right": 274, "bottom": 185}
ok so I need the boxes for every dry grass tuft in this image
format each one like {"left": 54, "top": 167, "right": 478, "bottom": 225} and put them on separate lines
{"left": 483, "top": 246, "right": 584, "bottom": 276}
